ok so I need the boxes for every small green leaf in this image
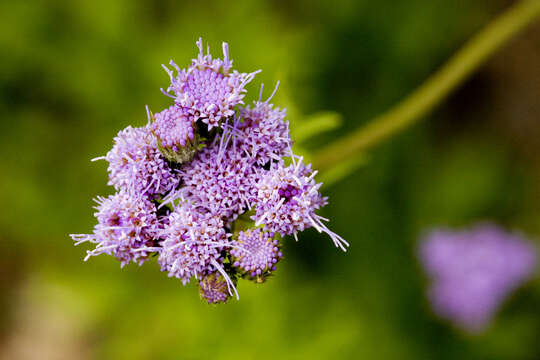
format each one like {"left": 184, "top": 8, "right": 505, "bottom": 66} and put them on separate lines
{"left": 318, "top": 154, "right": 369, "bottom": 188}
{"left": 292, "top": 111, "right": 343, "bottom": 144}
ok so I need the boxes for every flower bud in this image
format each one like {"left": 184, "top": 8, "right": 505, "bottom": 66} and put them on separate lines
{"left": 199, "top": 272, "right": 232, "bottom": 304}
{"left": 150, "top": 105, "right": 199, "bottom": 164}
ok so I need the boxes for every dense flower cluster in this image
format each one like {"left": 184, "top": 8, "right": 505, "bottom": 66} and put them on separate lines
{"left": 419, "top": 224, "right": 537, "bottom": 333}
{"left": 71, "top": 38, "right": 347, "bottom": 304}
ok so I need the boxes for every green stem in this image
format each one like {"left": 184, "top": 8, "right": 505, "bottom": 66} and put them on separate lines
{"left": 313, "top": 0, "right": 540, "bottom": 172}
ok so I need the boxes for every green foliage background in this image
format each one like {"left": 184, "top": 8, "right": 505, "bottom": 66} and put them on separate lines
{"left": 1, "top": 0, "right": 540, "bottom": 359}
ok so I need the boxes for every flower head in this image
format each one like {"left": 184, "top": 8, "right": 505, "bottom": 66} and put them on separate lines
{"left": 253, "top": 157, "right": 348, "bottom": 251}
{"left": 70, "top": 192, "right": 161, "bottom": 267}
{"left": 419, "top": 224, "right": 537, "bottom": 333}
{"left": 238, "top": 91, "right": 291, "bottom": 166}
{"left": 103, "top": 125, "right": 179, "bottom": 197}
{"left": 158, "top": 203, "right": 230, "bottom": 284}
{"left": 231, "top": 229, "right": 282, "bottom": 281}
{"left": 150, "top": 105, "right": 198, "bottom": 163}
{"left": 175, "top": 137, "right": 257, "bottom": 222}
{"left": 199, "top": 272, "right": 232, "bottom": 304}
{"left": 162, "top": 38, "right": 259, "bottom": 130}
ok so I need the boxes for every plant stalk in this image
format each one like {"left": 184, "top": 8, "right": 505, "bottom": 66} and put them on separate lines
{"left": 313, "top": 0, "right": 540, "bottom": 172}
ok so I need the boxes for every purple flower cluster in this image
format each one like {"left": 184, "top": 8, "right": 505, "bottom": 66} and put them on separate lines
{"left": 419, "top": 224, "right": 537, "bottom": 333}
{"left": 71, "top": 38, "right": 347, "bottom": 304}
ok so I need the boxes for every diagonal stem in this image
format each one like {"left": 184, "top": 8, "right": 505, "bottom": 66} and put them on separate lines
{"left": 313, "top": 0, "right": 540, "bottom": 172}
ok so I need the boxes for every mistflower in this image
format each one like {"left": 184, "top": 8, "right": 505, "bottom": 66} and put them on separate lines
{"left": 72, "top": 38, "right": 347, "bottom": 304}
{"left": 150, "top": 105, "right": 198, "bottom": 163}
{"left": 175, "top": 135, "right": 257, "bottom": 221}
{"left": 199, "top": 272, "right": 232, "bottom": 304}
{"left": 230, "top": 229, "right": 282, "bottom": 281}
{"left": 158, "top": 203, "right": 233, "bottom": 286}
{"left": 162, "top": 38, "right": 259, "bottom": 130}
{"left": 419, "top": 224, "right": 537, "bottom": 333}
{"left": 70, "top": 192, "right": 161, "bottom": 267}
{"left": 253, "top": 156, "right": 348, "bottom": 251}
{"left": 100, "top": 125, "right": 179, "bottom": 197}
{"left": 238, "top": 84, "right": 291, "bottom": 165}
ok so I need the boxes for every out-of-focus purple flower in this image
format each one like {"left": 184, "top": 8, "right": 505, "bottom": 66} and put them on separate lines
{"left": 199, "top": 272, "right": 232, "bottom": 304}
{"left": 158, "top": 203, "right": 231, "bottom": 285}
{"left": 150, "top": 105, "right": 197, "bottom": 163}
{"left": 70, "top": 192, "right": 161, "bottom": 267}
{"left": 238, "top": 89, "right": 291, "bottom": 166}
{"left": 230, "top": 229, "right": 282, "bottom": 280}
{"left": 162, "top": 38, "right": 259, "bottom": 130}
{"left": 100, "top": 125, "right": 179, "bottom": 197}
{"left": 253, "top": 156, "right": 348, "bottom": 251}
{"left": 419, "top": 224, "right": 537, "bottom": 333}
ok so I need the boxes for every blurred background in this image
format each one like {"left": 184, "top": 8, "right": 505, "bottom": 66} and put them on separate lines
{"left": 2, "top": 0, "right": 540, "bottom": 359}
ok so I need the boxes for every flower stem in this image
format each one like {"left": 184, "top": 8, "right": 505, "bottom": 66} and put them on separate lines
{"left": 313, "top": 0, "right": 540, "bottom": 172}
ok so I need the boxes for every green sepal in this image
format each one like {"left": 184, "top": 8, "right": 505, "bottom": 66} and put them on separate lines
{"left": 156, "top": 135, "right": 199, "bottom": 164}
